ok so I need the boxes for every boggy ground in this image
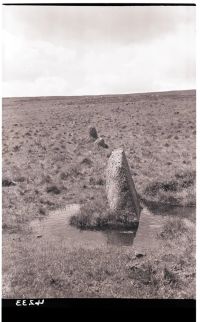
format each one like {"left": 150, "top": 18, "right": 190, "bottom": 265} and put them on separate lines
{"left": 2, "top": 90, "right": 196, "bottom": 298}
{"left": 2, "top": 216, "right": 195, "bottom": 298}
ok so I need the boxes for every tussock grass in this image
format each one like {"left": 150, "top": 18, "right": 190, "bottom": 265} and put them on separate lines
{"left": 2, "top": 92, "right": 196, "bottom": 233}
{"left": 2, "top": 178, "right": 16, "bottom": 187}
{"left": 46, "top": 185, "right": 61, "bottom": 195}
{"left": 158, "top": 217, "right": 188, "bottom": 240}
{"left": 2, "top": 91, "right": 196, "bottom": 298}
{"left": 2, "top": 214, "right": 195, "bottom": 299}
{"left": 69, "top": 201, "right": 139, "bottom": 230}
{"left": 142, "top": 170, "right": 195, "bottom": 206}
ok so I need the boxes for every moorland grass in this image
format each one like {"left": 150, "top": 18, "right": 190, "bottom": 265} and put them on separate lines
{"left": 2, "top": 91, "right": 196, "bottom": 298}
{"left": 142, "top": 170, "right": 195, "bottom": 207}
{"left": 2, "top": 92, "right": 196, "bottom": 233}
{"left": 69, "top": 201, "right": 139, "bottom": 230}
{"left": 2, "top": 214, "right": 195, "bottom": 299}
{"left": 69, "top": 170, "right": 195, "bottom": 230}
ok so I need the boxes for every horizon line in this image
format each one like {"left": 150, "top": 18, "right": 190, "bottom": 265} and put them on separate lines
{"left": 2, "top": 88, "right": 196, "bottom": 99}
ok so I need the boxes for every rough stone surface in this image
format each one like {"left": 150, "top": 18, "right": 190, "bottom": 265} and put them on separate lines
{"left": 95, "top": 137, "right": 108, "bottom": 148}
{"left": 106, "top": 148, "right": 141, "bottom": 222}
{"left": 89, "top": 126, "right": 98, "bottom": 140}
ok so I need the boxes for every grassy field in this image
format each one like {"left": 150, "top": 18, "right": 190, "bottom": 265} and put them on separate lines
{"left": 2, "top": 90, "right": 196, "bottom": 298}
{"left": 2, "top": 215, "right": 195, "bottom": 298}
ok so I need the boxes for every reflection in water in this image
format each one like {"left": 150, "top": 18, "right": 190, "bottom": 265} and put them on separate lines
{"left": 104, "top": 229, "right": 137, "bottom": 246}
{"left": 30, "top": 204, "right": 195, "bottom": 250}
{"left": 145, "top": 203, "right": 196, "bottom": 219}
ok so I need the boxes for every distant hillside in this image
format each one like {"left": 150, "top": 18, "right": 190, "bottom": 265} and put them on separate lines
{"left": 3, "top": 89, "right": 196, "bottom": 107}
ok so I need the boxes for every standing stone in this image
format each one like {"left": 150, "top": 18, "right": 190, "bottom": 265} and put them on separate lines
{"left": 95, "top": 137, "right": 108, "bottom": 149}
{"left": 106, "top": 148, "right": 141, "bottom": 223}
{"left": 89, "top": 126, "right": 98, "bottom": 140}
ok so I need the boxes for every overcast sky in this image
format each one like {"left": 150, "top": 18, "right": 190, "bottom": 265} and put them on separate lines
{"left": 2, "top": 5, "right": 196, "bottom": 97}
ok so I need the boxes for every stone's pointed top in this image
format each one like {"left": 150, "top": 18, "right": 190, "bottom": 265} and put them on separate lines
{"left": 107, "top": 148, "right": 129, "bottom": 177}
{"left": 113, "top": 148, "right": 124, "bottom": 153}
{"left": 110, "top": 148, "right": 124, "bottom": 157}
{"left": 106, "top": 148, "right": 141, "bottom": 222}
{"left": 109, "top": 148, "right": 128, "bottom": 160}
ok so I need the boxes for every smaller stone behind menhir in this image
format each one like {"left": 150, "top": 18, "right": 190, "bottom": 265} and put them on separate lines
{"left": 89, "top": 126, "right": 98, "bottom": 140}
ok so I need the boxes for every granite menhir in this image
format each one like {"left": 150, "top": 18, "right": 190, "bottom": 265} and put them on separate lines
{"left": 106, "top": 148, "right": 141, "bottom": 225}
